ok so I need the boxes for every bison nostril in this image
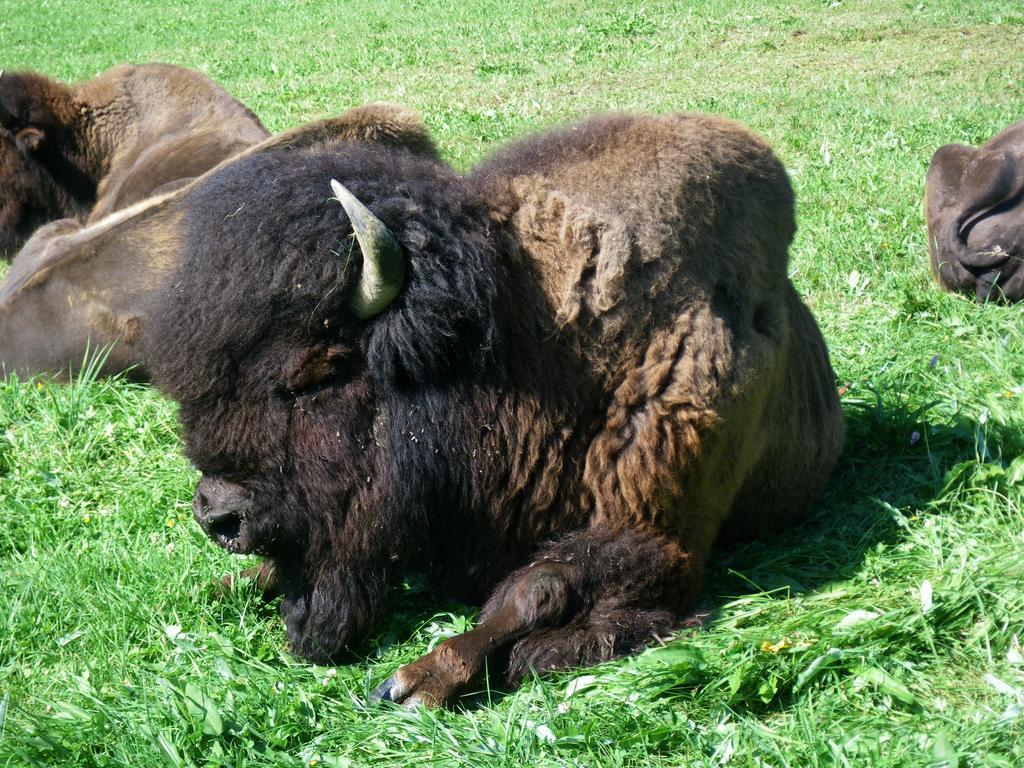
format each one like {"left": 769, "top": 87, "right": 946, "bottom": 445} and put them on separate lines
{"left": 193, "top": 492, "right": 245, "bottom": 546}
{"left": 195, "top": 504, "right": 244, "bottom": 550}
{"left": 206, "top": 510, "right": 243, "bottom": 544}
{"left": 204, "top": 506, "right": 241, "bottom": 527}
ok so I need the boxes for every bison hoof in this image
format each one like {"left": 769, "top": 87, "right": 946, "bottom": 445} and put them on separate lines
{"left": 369, "top": 669, "right": 441, "bottom": 708}
{"left": 370, "top": 638, "right": 482, "bottom": 707}
{"left": 210, "top": 572, "right": 242, "bottom": 599}
{"left": 369, "top": 662, "right": 464, "bottom": 708}
{"left": 368, "top": 676, "right": 402, "bottom": 705}
{"left": 210, "top": 563, "right": 280, "bottom": 601}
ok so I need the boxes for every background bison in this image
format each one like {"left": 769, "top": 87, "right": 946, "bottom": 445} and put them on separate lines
{"left": 926, "top": 119, "right": 1024, "bottom": 301}
{"left": 0, "top": 104, "right": 439, "bottom": 380}
{"left": 0, "top": 63, "right": 268, "bottom": 259}
{"left": 149, "top": 112, "right": 845, "bottom": 707}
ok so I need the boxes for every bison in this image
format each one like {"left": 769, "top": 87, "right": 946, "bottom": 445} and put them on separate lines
{"left": 143, "top": 112, "right": 844, "bottom": 707}
{"left": 926, "top": 119, "right": 1024, "bottom": 301}
{"left": 0, "top": 104, "right": 439, "bottom": 380}
{"left": 0, "top": 63, "right": 270, "bottom": 259}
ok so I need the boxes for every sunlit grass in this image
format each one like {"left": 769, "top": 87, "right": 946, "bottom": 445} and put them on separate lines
{"left": 2, "top": 1, "right": 1024, "bottom": 765}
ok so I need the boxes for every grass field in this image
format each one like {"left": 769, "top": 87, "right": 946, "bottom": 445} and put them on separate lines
{"left": 3, "top": 0, "right": 1024, "bottom": 765}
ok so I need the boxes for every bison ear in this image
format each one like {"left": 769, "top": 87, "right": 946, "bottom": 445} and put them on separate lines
{"left": 15, "top": 126, "right": 45, "bottom": 153}
{"left": 284, "top": 343, "right": 352, "bottom": 394}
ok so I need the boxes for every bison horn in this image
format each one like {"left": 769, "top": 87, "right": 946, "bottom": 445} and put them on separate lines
{"left": 330, "top": 179, "right": 405, "bottom": 318}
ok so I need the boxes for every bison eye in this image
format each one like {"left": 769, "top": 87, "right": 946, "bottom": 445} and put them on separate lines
{"left": 15, "top": 126, "right": 46, "bottom": 153}
{"left": 281, "top": 343, "right": 355, "bottom": 398}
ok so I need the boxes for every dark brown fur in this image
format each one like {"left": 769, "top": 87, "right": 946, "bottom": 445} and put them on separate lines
{"left": 144, "top": 112, "right": 844, "bottom": 707}
{"left": 0, "top": 104, "right": 439, "bottom": 380}
{"left": 926, "top": 119, "right": 1024, "bottom": 301}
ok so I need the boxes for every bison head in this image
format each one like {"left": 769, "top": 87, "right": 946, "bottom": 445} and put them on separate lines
{"left": 926, "top": 122, "right": 1024, "bottom": 302}
{"left": 186, "top": 177, "right": 404, "bottom": 559}
{"left": 0, "top": 127, "right": 69, "bottom": 258}
{"left": 148, "top": 144, "right": 503, "bottom": 661}
{"left": 0, "top": 70, "right": 92, "bottom": 259}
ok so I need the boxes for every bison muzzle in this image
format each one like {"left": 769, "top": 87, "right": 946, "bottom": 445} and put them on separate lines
{"left": 193, "top": 476, "right": 257, "bottom": 554}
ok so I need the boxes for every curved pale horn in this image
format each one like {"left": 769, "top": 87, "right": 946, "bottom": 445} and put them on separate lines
{"left": 330, "top": 178, "right": 405, "bottom": 318}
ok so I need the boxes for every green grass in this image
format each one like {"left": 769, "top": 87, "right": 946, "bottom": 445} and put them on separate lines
{"left": 2, "top": 0, "right": 1024, "bottom": 765}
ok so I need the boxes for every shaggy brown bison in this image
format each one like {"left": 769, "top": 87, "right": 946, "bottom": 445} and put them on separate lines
{"left": 0, "top": 104, "right": 439, "bottom": 380}
{"left": 926, "top": 119, "right": 1024, "bottom": 301}
{"left": 145, "top": 112, "right": 844, "bottom": 707}
{"left": 0, "top": 63, "right": 270, "bottom": 259}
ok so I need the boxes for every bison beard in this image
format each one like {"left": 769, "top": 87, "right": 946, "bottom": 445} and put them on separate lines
{"left": 147, "top": 113, "right": 845, "bottom": 707}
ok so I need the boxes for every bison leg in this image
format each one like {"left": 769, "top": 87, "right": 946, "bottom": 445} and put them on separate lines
{"left": 214, "top": 560, "right": 280, "bottom": 600}
{"left": 371, "top": 528, "right": 697, "bottom": 707}
{"left": 503, "top": 604, "right": 677, "bottom": 686}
